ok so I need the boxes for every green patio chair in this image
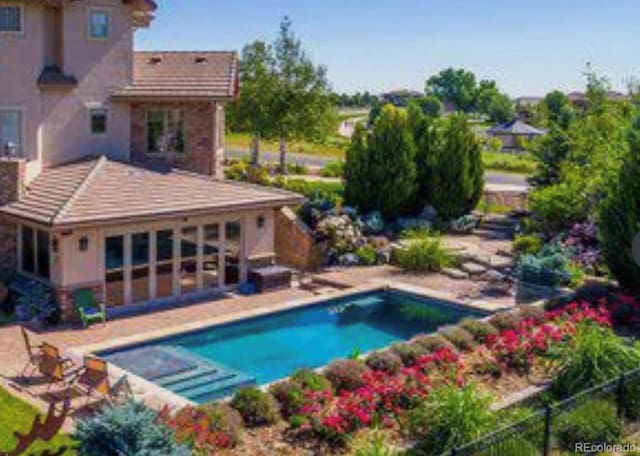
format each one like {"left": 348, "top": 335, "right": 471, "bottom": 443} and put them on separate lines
{"left": 73, "top": 289, "right": 107, "bottom": 328}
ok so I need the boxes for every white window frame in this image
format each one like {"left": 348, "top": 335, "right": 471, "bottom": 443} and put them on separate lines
{"left": 89, "top": 108, "right": 108, "bottom": 136}
{"left": 87, "top": 7, "right": 110, "bottom": 41}
{"left": 0, "top": 4, "right": 24, "bottom": 35}
{"left": 145, "top": 109, "right": 186, "bottom": 155}
{"left": 0, "top": 106, "right": 25, "bottom": 158}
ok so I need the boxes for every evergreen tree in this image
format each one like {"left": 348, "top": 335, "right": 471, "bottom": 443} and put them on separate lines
{"left": 344, "top": 105, "right": 417, "bottom": 219}
{"left": 425, "top": 115, "right": 484, "bottom": 219}
{"left": 600, "top": 114, "right": 640, "bottom": 289}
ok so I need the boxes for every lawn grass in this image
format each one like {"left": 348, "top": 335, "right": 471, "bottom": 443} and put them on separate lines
{"left": 226, "top": 132, "right": 348, "bottom": 159}
{"left": 0, "top": 386, "right": 76, "bottom": 455}
{"left": 482, "top": 151, "right": 537, "bottom": 174}
{"left": 227, "top": 132, "right": 537, "bottom": 176}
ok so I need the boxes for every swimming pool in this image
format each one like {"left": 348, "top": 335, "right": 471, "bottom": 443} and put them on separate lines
{"left": 99, "top": 289, "right": 486, "bottom": 403}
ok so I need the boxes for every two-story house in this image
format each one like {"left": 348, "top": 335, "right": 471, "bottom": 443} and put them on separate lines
{"left": 0, "top": 0, "right": 301, "bottom": 321}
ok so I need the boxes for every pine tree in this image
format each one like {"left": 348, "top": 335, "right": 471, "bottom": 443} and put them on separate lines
{"left": 600, "top": 115, "right": 640, "bottom": 289}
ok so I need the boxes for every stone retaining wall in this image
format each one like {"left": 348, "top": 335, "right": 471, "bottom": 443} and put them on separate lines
{"left": 0, "top": 159, "right": 26, "bottom": 276}
{"left": 274, "top": 207, "right": 325, "bottom": 272}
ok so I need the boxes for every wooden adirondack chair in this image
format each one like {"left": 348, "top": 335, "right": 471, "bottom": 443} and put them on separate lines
{"left": 72, "top": 289, "right": 106, "bottom": 328}
{"left": 20, "top": 326, "right": 43, "bottom": 381}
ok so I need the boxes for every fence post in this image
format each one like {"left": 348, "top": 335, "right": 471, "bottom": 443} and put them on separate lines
{"left": 617, "top": 373, "right": 626, "bottom": 419}
{"left": 543, "top": 404, "right": 552, "bottom": 456}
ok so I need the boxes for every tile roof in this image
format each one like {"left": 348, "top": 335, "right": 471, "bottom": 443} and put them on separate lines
{"left": 1, "top": 157, "right": 302, "bottom": 228}
{"left": 112, "top": 51, "right": 238, "bottom": 101}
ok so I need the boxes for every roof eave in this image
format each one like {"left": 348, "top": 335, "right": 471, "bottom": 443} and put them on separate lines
{"left": 111, "top": 93, "right": 235, "bottom": 103}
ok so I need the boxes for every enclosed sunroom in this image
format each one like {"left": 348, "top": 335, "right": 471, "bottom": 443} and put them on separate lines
{"left": 0, "top": 156, "right": 302, "bottom": 321}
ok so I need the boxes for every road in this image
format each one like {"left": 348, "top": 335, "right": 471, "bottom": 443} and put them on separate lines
{"left": 226, "top": 149, "right": 529, "bottom": 190}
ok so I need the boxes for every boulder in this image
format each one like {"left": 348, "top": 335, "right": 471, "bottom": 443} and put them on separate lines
{"left": 460, "top": 262, "right": 487, "bottom": 276}
{"left": 442, "top": 267, "right": 470, "bottom": 280}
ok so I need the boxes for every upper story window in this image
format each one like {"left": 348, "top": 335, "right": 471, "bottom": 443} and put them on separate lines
{"left": 147, "top": 109, "right": 185, "bottom": 154}
{"left": 0, "top": 5, "right": 23, "bottom": 33}
{"left": 88, "top": 9, "right": 109, "bottom": 39}
{"left": 0, "top": 108, "right": 23, "bottom": 158}
{"left": 90, "top": 109, "right": 108, "bottom": 135}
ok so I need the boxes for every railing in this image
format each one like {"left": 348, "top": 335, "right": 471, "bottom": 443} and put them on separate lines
{"left": 441, "top": 367, "right": 640, "bottom": 456}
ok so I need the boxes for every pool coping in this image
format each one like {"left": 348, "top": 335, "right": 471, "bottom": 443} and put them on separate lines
{"left": 69, "top": 282, "right": 513, "bottom": 409}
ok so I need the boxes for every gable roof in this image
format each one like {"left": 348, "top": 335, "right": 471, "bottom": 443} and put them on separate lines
{"left": 112, "top": 51, "right": 238, "bottom": 101}
{"left": 487, "top": 119, "right": 546, "bottom": 136}
{"left": 1, "top": 157, "right": 302, "bottom": 228}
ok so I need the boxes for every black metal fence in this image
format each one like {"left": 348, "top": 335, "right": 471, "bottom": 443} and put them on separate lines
{"left": 441, "top": 367, "right": 640, "bottom": 456}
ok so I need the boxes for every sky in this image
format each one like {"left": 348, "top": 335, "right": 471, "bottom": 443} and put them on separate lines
{"left": 135, "top": 0, "right": 640, "bottom": 97}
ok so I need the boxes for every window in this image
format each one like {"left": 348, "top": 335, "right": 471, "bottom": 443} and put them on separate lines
{"left": 88, "top": 9, "right": 109, "bottom": 39}
{"left": 0, "top": 109, "right": 23, "bottom": 157}
{"left": 0, "top": 6, "right": 22, "bottom": 33}
{"left": 146, "top": 110, "right": 185, "bottom": 154}
{"left": 156, "top": 230, "right": 174, "bottom": 299}
{"left": 90, "top": 109, "right": 107, "bottom": 135}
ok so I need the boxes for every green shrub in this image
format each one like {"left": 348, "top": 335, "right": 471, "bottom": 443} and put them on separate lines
{"left": 365, "top": 350, "right": 403, "bottom": 375}
{"left": 440, "top": 326, "right": 475, "bottom": 351}
{"left": 391, "top": 342, "right": 429, "bottom": 366}
{"left": 553, "top": 322, "right": 640, "bottom": 400}
{"left": 516, "top": 243, "right": 573, "bottom": 287}
{"left": 482, "top": 151, "right": 537, "bottom": 174}
{"left": 286, "top": 161, "right": 309, "bottom": 175}
{"left": 74, "top": 400, "right": 188, "bottom": 456}
{"left": 512, "top": 235, "right": 543, "bottom": 257}
{"left": 324, "top": 359, "right": 370, "bottom": 393}
{"left": 290, "top": 368, "right": 332, "bottom": 392}
{"left": 411, "top": 334, "right": 455, "bottom": 353}
{"left": 198, "top": 403, "right": 243, "bottom": 446}
{"left": 352, "top": 431, "right": 397, "bottom": 456}
{"left": 268, "top": 380, "right": 304, "bottom": 420}
{"left": 225, "top": 160, "right": 249, "bottom": 181}
{"left": 600, "top": 117, "right": 640, "bottom": 290}
{"left": 393, "top": 236, "right": 454, "bottom": 272}
{"left": 230, "top": 387, "right": 280, "bottom": 427}
{"left": 489, "top": 311, "right": 522, "bottom": 331}
{"left": 529, "top": 180, "right": 590, "bottom": 233}
{"left": 355, "top": 245, "right": 377, "bottom": 266}
{"left": 320, "top": 161, "right": 344, "bottom": 178}
{"left": 404, "top": 384, "right": 496, "bottom": 455}
{"left": 460, "top": 318, "right": 499, "bottom": 343}
{"left": 555, "top": 400, "right": 621, "bottom": 452}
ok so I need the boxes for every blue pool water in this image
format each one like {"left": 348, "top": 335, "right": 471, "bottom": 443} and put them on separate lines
{"left": 99, "top": 290, "right": 485, "bottom": 402}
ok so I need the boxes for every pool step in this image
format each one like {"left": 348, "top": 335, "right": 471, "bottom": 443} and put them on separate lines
{"left": 154, "top": 346, "right": 256, "bottom": 401}
{"left": 157, "top": 366, "right": 236, "bottom": 389}
{"left": 181, "top": 375, "right": 257, "bottom": 403}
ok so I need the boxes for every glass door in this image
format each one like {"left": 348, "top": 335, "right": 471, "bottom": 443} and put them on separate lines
{"left": 224, "top": 221, "right": 242, "bottom": 286}
{"left": 180, "top": 226, "right": 198, "bottom": 293}
{"left": 155, "top": 230, "right": 174, "bottom": 299}
{"left": 131, "top": 232, "right": 150, "bottom": 303}
{"left": 203, "top": 224, "right": 220, "bottom": 290}
{"left": 105, "top": 235, "right": 125, "bottom": 307}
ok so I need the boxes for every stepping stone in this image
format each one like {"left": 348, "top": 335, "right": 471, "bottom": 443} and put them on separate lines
{"left": 460, "top": 262, "right": 487, "bottom": 275}
{"left": 442, "top": 267, "right": 470, "bottom": 280}
{"left": 488, "top": 256, "right": 513, "bottom": 269}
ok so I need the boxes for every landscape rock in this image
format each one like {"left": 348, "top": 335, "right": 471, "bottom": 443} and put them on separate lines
{"left": 338, "top": 253, "right": 360, "bottom": 266}
{"left": 419, "top": 204, "right": 438, "bottom": 222}
{"left": 460, "top": 262, "right": 488, "bottom": 276}
{"left": 442, "top": 267, "right": 470, "bottom": 280}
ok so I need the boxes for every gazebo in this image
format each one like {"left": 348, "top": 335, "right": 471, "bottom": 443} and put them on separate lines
{"left": 487, "top": 119, "right": 546, "bottom": 150}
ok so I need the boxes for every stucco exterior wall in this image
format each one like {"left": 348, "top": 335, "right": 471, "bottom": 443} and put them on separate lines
{"left": 0, "top": 159, "right": 26, "bottom": 274}
{"left": 130, "top": 101, "right": 223, "bottom": 178}
{"left": 0, "top": 0, "right": 133, "bottom": 171}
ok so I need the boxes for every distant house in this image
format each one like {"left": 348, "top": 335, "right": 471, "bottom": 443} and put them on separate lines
{"left": 567, "top": 91, "right": 628, "bottom": 109}
{"left": 487, "top": 119, "right": 546, "bottom": 151}
{"left": 514, "top": 96, "right": 543, "bottom": 108}
{"left": 380, "top": 90, "right": 423, "bottom": 107}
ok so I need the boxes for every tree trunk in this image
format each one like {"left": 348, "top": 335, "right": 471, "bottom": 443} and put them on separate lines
{"left": 279, "top": 137, "right": 288, "bottom": 174}
{"left": 251, "top": 132, "right": 260, "bottom": 166}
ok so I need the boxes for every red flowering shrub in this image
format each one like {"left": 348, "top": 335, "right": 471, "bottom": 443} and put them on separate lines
{"left": 365, "top": 350, "right": 403, "bottom": 375}
{"left": 489, "top": 311, "right": 522, "bottom": 331}
{"left": 270, "top": 369, "right": 332, "bottom": 419}
{"left": 391, "top": 342, "right": 429, "bottom": 366}
{"left": 159, "top": 403, "right": 243, "bottom": 453}
{"left": 324, "top": 359, "right": 370, "bottom": 393}
{"left": 517, "top": 306, "right": 547, "bottom": 324}
{"left": 440, "top": 326, "right": 476, "bottom": 351}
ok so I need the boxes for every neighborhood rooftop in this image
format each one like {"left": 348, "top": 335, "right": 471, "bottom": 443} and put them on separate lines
{"left": 0, "top": 157, "right": 302, "bottom": 228}
{"left": 112, "top": 51, "right": 238, "bottom": 101}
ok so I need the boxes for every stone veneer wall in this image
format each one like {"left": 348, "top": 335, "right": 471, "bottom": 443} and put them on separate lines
{"left": 130, "top": 101, "right": 222, "bottom": 178}
{"left": 274, "top": 207, "right": 325, "bottom": 272}
{"left": 0, "top": 159, "right": 26, "bottom": 276}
